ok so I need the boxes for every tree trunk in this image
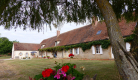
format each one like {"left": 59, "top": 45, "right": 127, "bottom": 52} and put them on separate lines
{"left": 96, "top": 0, "right": 138, "bottom": 80}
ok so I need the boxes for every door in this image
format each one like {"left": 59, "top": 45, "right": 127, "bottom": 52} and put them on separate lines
{"left": 26, "top": 53, "right": 28, "bottom": 58}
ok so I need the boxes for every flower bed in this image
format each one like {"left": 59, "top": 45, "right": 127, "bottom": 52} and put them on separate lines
{"left": 30, "top": 62, "right": 84, "bottom": 80}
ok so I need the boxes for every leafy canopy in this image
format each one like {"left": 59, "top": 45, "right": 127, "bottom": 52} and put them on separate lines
{"left": 0, "top": 0, "right": 138, "bottom": 31}
{"left": 0, "top": 37, "right": 19, "bottom": 54}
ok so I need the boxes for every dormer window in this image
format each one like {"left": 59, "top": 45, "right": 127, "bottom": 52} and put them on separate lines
{"left": 41, "top": 45, "right": 45, "bottom": 49}
{"left": 96, "top": 30, "right": 102, "bottom": 35}
{"left": 55, "top": 41, "right": 60, "bottom": 46}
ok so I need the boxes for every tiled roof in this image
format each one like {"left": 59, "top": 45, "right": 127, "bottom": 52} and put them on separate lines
{"left": 40, "top": 36, "right": 57, "bottom": 48}
{"left": 41, "top": 20, "right": 136, "bottom": 48}
{"left": 14, "top": 43, "right": 40, "bottom": 51}
{"left": 14, "top": 20, "right": 136, "bottom": 50}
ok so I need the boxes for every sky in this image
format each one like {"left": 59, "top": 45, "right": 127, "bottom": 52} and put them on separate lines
{"left": 0, "top": 22, "right": 89, "bottom": 44}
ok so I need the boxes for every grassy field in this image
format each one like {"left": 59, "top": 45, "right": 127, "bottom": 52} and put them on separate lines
{"left": 0, "top": 59, "right": 121, "bottom": 80}
{"left": 0, "top": 55, "right": 11, "bottom": 59}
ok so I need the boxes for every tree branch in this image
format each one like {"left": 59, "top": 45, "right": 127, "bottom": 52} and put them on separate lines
{"left": 117, "top": 41, "right": 138, "bottom": 69}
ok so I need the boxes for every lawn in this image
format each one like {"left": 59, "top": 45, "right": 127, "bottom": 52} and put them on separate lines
{"left": 0, "top": 55, "right": 11, "bottom": 59}
{"left": 0, "top": 59, "right": 121, "bottom": 80}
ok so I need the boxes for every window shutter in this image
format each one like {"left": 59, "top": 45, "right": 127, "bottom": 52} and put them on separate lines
{"left": 73, "top": 48, "right": 74, "bottom": 54}
{"left": 92, "top": 46, "right": 95, "bottom": 54}
{"left": 100, "top": 45, "right": 103, "bottom": 54}
{"left": 78, "top": 48, "right": 79, "bottom": 54}
{"left": 126, "top": 42, "right": 131, "bottom": 51}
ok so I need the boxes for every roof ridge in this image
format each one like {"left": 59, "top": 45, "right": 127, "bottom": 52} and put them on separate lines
{"left": 14, "top": 42, "right": 40, "bottom": 45}
{"left": 60, "top": 24, "right": 92, "bottom": 35}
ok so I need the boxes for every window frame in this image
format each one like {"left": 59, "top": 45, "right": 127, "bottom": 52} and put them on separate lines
{"left": 95, "top": 45, "right": 100, "bottom": 54}
{"left": 70, "top": 49, "right": 72, "bottom": 54}
{"left": 19, "top": 52, "right": 23, "bottom": 56}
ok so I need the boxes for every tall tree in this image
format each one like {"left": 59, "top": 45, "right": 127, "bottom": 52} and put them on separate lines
{"left": 0, "top": 0, "right": 138, "bottom": 79}
{"left": 0, "top": 37, "right": 13, "bottom": 54}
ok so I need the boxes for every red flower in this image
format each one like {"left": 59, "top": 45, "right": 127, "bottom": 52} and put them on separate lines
{"left": 42, "top": 68, "right": 53, "bottom": 78}
{"left": 73, "top": 65, "right": 76, "bottom": 68}
{"left": 69, "top": 54, "right": 74, "bottom": 57}
{"left": 62, "top": 65, "right": 70, "bottom": 73}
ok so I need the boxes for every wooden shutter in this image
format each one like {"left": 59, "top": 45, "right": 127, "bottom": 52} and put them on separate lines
{"left": 100, "top": 45, "right": 103, "bottom": 54}
{"left": 73, "top": 48, "right": 74, "bottom": 54}
{"left": 126, "top": 42, "right": 131, "bottom": 51}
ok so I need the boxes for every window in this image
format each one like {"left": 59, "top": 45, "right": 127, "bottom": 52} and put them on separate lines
{"left": 19, "top": 52, "right": 22, "bottom": 56}
{"left": 39, "top": 52, "right": 42, "bottom": 55}
{"left": 70, "top": 49, "right": 72, "bottom": 53}
{"left": 55, "top": 41, "right": 57, "bottom": 46}
{"left": 75, "top": 48, "right": 79, "bottom": 54}
{"left": 92, "top": 45, "right": 103, "bottom": 54}
{"left": 96, "top": 30, "right": 102, "bottom": 35}
{"left": 55, "top": 41, "right": 60, "bottom": 46}
{"left": 75, "top": 48, "right": 78, "bottom": 54}
{"left": 26, "top": 53, "right": 28, "bottom": 57}
{"left": 41, "top": 45, "right": 45, "bottom": 49}
{"left": 95, "top": 45, "right": 100, "bottom": 54}
{"left": 65, "top": 50, "right": 67, "bottom": 53}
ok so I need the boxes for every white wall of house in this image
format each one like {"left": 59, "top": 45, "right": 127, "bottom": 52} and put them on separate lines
{"left": 12, "top": 42, "right": 131, "bottom": 60}
{"left": 46, "top": 52, "right": 54, "bottom": 58}
{"left": 12, "top": 51, "right": 39, "bottom": 59}
{"left": 40, "top": 51, "right": 47, "bottom": 57}
{"left": 12, "top": 44, "right": 14, "bottom": 59}
{"left": 63, "top": 50, "right": 70, "bottom": 58}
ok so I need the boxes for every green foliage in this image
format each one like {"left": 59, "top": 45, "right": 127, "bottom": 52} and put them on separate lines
{"left": 0, "top": 38, "right": 13, "bottom": 54}
{"left": 40, "top": 39, "right": 111, "bottom": 52}
{"left": 130, "top": 22, "right": 138, "bottom": 62}
{"left": 34, "top": 74, "right": 43, "bottom": 80}
{"left": 0, "top": 37, "right": 19, "bottom": 54}
{"left": 34, "top": 63, "right": 83, "bottom": 80}
{"left": 40, "top": 36, "right": 133, "bottom": 52}
{"left": 124, "top": 35, "right": 134, "bottom": 42}
{"left": 0, "top": 0, "right": 138, "bottom": 30}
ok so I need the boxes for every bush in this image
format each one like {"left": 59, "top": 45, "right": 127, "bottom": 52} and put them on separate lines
{"left": 30, "top": 62, "right": 84, "bottom": 80}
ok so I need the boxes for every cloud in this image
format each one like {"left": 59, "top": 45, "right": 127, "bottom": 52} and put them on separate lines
{"left": 0, "top": 22, "right": 89, "bottom": 43}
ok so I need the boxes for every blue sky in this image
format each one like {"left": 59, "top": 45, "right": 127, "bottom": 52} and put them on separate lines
{"left": 0, "top": 22, "right": 89, "bottom": 43}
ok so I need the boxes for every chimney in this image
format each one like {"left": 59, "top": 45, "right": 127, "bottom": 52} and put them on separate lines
{"left": 57, "top": 30, "right": 60, "bottom": 37}
{"left": 92, "top": 17, "right": 98, "bottom": 26}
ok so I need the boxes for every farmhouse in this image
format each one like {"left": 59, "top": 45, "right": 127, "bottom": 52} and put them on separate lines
{"left": 12, "top": 20, "right": 137, "bottom": 59}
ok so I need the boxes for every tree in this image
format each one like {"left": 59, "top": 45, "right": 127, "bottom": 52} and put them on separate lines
{"left": 131, "top": 22, "right": 138, "bottom": 61}
{"left": 0, "top": 0, "right": 138, "bottom": 79}
{"left": 0, "top": 37, "right": 13, "bottom": 54}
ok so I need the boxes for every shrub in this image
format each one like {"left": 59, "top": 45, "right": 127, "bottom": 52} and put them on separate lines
{"left": 30, "top": 62, "right": 84, "bottom": 80}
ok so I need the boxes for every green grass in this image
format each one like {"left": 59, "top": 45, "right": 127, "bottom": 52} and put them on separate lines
{"left": 0, "top": 55, "right": 11, "bottom": 59}
{"left": 3, "top": 59, "right": 120, "bottom": 80}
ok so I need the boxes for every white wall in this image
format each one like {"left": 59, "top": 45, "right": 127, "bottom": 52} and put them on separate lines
{"left": 12, "top": 44, "right": 14, "bottom": 59}
{"left": 46, "top": 52, "right": 54, "bottom": 58}
{"left": 13, "top": 51, "right": 39, "bottom": 59}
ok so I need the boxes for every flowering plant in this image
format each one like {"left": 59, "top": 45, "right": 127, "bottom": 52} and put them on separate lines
{"left": 47, "top": 56, "right": 50, "bottom": 59}
{"left": 68, "top": 54, "right": 74, "bottom": 58}
{"left": 31, "top": 62, "right": 83, "bottom": 80}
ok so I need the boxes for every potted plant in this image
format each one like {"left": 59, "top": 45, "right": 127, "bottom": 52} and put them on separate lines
{"left": 69, "top": 53, "right": 74, "bottom": 58}
{"left": 43, "top": 56, "right": 46, "bottom": 58}
{"left": 47, "top": 56, "right": 50, "bottom": 59}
